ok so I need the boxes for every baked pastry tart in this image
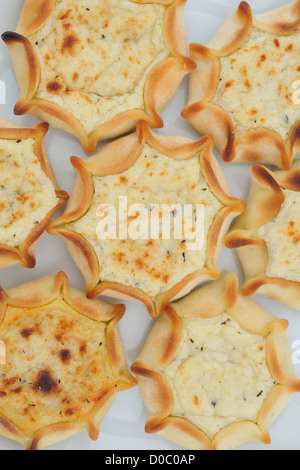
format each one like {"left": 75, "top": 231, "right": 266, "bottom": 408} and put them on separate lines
{"left": 0, "top": 117, "right": 68, "bottom": 270}
{"left": 2, "top": 0, "right": 195, "bottom": 153}
{"left": 226, "top": 161, "right": 300, "bottom": 311}
{"left": 48, "top": 121, "right": 245, "bottom": 318}
{"left": 131, "top": 272, "right": 300, "bottom": 450}
{"left": 0, "top": 271, "right": 136, "bottom": 450}
{"left": 182, "top": 1, "right": 300, "bottom": 169}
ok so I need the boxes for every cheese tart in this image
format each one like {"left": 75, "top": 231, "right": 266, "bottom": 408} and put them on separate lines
{"left": 0, "top": 271, "right": 136, "bottom": 450}
{"left": 131, "top": 272, "right": 300, "bottom": 450}
{"left": 0, "top": 117, "right": 68, "bottom": 269}
{"left": 226, "top": 161, "right": 300, "bottom": 311}
{"left": 3, "top": 0, "right": 195, "bottom": 153}
{"left": 48, "top": 121, "right": 245, "bottom": 318}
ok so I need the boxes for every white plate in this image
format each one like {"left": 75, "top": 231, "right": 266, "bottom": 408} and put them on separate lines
{"left": 0, "top": 0, "right": 299, "bottom": 451}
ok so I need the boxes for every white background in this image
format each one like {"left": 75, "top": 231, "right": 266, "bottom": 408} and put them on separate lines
{"left": 0, "top": 0, "right": 299, "bottom": 451}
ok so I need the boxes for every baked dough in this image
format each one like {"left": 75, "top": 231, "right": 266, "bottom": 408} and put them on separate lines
{"left": 225, "top": 160, "right": 300, "bottom": 311}
{"left": 0, "top": 271, "right": 136, "bottom": 450}
{"left": 2, "top": 0, "right": 195, "bottom": 153}
{"left": 0, "top": 117, "right": 68, "bottom": 269}
{"left": 48, "top": 121, "right": 245, "bottom": 318}
{"left": 131, "top": 272, "right": 300, "bottom": 450}
{"left": 181, "top": 0, "right": 300, "bottom": 169}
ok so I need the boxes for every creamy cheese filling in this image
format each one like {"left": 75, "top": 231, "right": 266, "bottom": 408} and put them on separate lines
{"left": 163, "top": 313, "right": 275, "bottom": 440}
{"left": 0, "top": 299, "right": 115, "bottom": 434}
{"left": 0, "top": 138, "right": 58, "bottom": 247}
{"left": 213, "top": 28, "right": 300, "bottom": 140}
{"left": 70, "top": 144, "right": 222, "bottom": 298}
{"left": 29, "top": 0, "right": 169, "bottom": 134}
{"left": 258, "top": 189, "right": 300, "bottom": 282}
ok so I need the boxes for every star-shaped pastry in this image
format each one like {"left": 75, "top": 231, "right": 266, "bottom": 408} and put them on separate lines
{"left": 182, "top": 1, "right": 300, "bottom": 168}
{"left": 132, "top": 272, "right": 300, "bottom": 450}
{"left": 3, "top": 0, "right": 195, "bottom": 153}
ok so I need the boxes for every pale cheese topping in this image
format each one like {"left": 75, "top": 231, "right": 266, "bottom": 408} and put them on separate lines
{"left": 29, "top": 0, "right": 169, "bottom": 134}
{"left": 163, "top": 313, "right": 275, "bottom": 440}
{"left": 0, "top": 138, "right": 58, "bottom": 247}
{"left": 258, "top": 189, "right": 300, "bottom": 282}
{"left": 70, "top": 144, "right": 222, "bottom": 298}
{"left": 213, "top": 28, "right": 300, "bottom": 140}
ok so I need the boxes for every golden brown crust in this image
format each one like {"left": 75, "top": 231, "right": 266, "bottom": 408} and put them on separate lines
{"left": 225, "top": 160, "right": 300, "bottom": 311}
{"left": 131, "top": 272, "right": 300, "bottom": 450}
{"left": 181, "top": 1, "right": 300, "bottom": 169}
{"left": 48, "top": 121, "right": 245, "bottom": 318}
{"left": 3, "top": 0, "right": 195, "bottom": 153}
{"left": 0, "top": 271, "right": 136, "bottom": 450}
{"left": 0, "top": 118, "right": 68, "bottom": 270}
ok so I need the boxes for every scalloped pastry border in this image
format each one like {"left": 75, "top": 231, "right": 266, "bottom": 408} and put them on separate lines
{"left": 48, "top": 121, "right": 246, "bottom": 318}
{"left": 181, "top": 0, "right": 300, "bottom": 169}
{"left": 131, "top": 272, "right": 300, "bottom": 450}
{"left": 0, "top": 118, "right": 68, "bottom": 270}
{"left": 225, "top": 160, "right": 300, "bottom": 311}
{"left": 0, "top": 271, "right": 136, "bottom": 450}
{"left": 2, "top": 0, "right": 195, "bottom": 153}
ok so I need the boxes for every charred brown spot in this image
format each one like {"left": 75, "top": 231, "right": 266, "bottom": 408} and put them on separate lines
{"left": 65, "top": 408, "right": 74, "bottom": 416}
{"left": 223, "top": 129, "right": 235, "bottom": 162}
{"left": 11, "top": 387, "right": 22, "bottom": 394}
{"left": 1, "top": 31, "right": 26, "bottom": 45}
{"left": 238, "top": 1, "right": 252, "bottom": 17}
{"left": 95, "top": 388, "right": 109, "bottom": 402}
{"left": 274, "top": 39, "right": 280, "bottom": 48}
{"left": 32, "top": 370, "right": 59, "bottom": 395}
{"left": 54, "top": 318, "right": 75, "bottom": 343}
{"left": 63, "top": 23, "right": 72, "bottom": 30}
{"left": 59, "top": 349, "right": 72, "bottom": 364}
{"left": 225, "top": 236, "right": 258, "bottom": 249}
{"left": 3, "top": 377, "right": 18, "bottom": 387}
{"left": 59, "top": 9, "right": 72, "bottom": 20}
{"left": 61, "top": 34, "right": 79, "bottom": 54}
{"left": 46, "top": 80, "right": 63, "bottom": 93}
{"left": 79, "top": 341, "right": 87, "bottom": 356}
{"left": 21, "top": 328, "right": 35, "bottom": 339}
{"left": 135, "top": 258, "right": 145, "bottom": 269}
{"left": 285, "top": 44, "right": 294, "bottom": 52}
{"left": 0, "top": 391, "right": 7, "bottom": 398}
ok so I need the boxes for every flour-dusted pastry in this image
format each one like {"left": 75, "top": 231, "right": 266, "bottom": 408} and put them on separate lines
{"left": 182, "top": 1, "right": 300, "bottom": 169}
{"left": 0, "top": 118, "right": 68, "bottom": 269}
{"left": 48, "top": 121, "right": 245, "bottom": 318}
{"left": 0, "top": 271, "right": 136, "bottom": 450}
{"left": 131, "top": 272, "right": 300, "bottom": 450}
{"left": 225, "top": 161, "right": 300, "bottom": 311}
{"left": 2, "top": 0, "right": 195, "bottom": 153}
